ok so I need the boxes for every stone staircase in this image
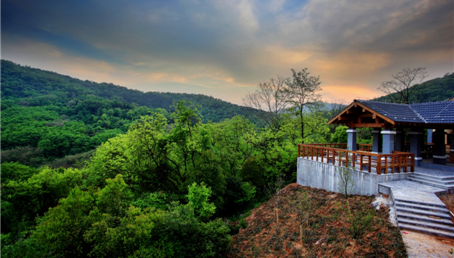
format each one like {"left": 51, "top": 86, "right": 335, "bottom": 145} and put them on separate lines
{"left": 395, "top": 198, "right": 454, "bottom": 238}
{"left": 379, "top": 172, "right": 454, "bottom": 238}
{"left": 407, "top": 172, "right": 454, "bottom": 190}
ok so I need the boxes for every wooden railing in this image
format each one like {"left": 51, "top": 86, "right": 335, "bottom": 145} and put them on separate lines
{"left": 357, "top": 143, "right": 372, "bottom": 152}
{"left": 298, "top": 144, "right": 414, "bottom": 175}
{"left": 304, "top": 143, "right": 372, "bottom": 152}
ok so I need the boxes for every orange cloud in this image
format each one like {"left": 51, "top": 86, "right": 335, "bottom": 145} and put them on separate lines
{"left": 313, "top": 51, "right": 390, "bottom": 80}
{"left": 322, "top": 84, "right": 383, "bottom": 103}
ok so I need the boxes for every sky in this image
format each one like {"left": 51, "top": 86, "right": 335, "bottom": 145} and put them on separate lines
{"left": 2, "top": 0, "right": 453, "bottom": 105}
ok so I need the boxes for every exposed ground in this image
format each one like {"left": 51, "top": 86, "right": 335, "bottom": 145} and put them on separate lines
{"left": 440, "top": 193, "right": 454, "bottom": 218}
{"left": 228, "top": 183, "right": 407, "bottom": 257}
{"left": 400, "top": 230, "right": 454, "bottom": 258}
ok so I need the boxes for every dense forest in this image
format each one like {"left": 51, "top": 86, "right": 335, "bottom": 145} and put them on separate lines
{"left": 1, "top": 60, "right": 451, "bottom": 257}
{"left": 1, "top": 60, "right": 260, "bottom": 124}
{"left": 1, "top": 60, "right": 345, "bottom": 257}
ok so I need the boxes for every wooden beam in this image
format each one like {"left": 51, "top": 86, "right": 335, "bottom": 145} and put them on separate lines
{"left": 347, "top": 110, "right": 359, "bottom": 115}
{"left": 337, "top": 116, "right": 350, "bottom": 121}
{"left": 359, "top": 113, "right": 373, "bottom": 118}
{"left": 353, "top": 123, "right": 385, "bottom": 128}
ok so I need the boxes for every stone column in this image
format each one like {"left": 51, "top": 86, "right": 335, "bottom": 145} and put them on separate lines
{"left": 347, "top": 128, "right": 357, "bottom": 151}
{"left": 450, "top": 131, "right": 454, "bottom": 163}
{"left": 372, "top": 129, "right": 382, "bottom": 153}
{"left": 427, "top": 129, "right": 433, "bottom": 143}
{"left": 409, "top": 131, "right": 423, "bottom": 166}
{"left": 395, "top": 130, "right": 403, "bottom": 152}
{"left": 381, "top": 130, "right": 396, "bottom": 154}
{"left": 433, "top": 129, "right": 446, "bottom": 165}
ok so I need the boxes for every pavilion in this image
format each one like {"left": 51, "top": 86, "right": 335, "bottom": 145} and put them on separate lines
{"left": 328, "top": 99, "right": 454, "bottom": 167}
{"left": 297, "top": 99, "right": 454, "bottom": 237}
{"left": 296, "top": 99, "right": 454, "bottom": 196}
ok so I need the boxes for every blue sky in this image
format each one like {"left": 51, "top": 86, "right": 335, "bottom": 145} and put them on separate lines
{"left": 2, "top": 0, "right": 453, "bottom": 105}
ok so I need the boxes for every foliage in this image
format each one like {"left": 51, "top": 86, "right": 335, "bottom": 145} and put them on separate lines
{"left": 2, "top": 166, "right": 87, "bottom": 235}
{"left": 338, "top": 166, "right": 356, "bottom": 197}
{"left": 285, "top": 68, "right": 322, "bottom": 141}
{"left": 27, "top": 175, "right": 230, "bottom": 257}
{"left": 330, "top": 125, "right": 348, "bottom": 143}
{"left": 187, "top": 182, "right": 216, "bottom": 219}
{"left": 345, "top": 200, "right": 376, "bottom": 239}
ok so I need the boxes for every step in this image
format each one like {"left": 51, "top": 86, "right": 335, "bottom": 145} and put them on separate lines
{"left": 397, "top": 217, "right": 454, "bottom": 232}
{"left": 396, "top": 211, "right": 453, "bottom": 226}
{"left": 398, "top": 222, "right": 454, "bottom": 238}
{"left": 395, "top": 201, "right": 449, "bottom": 214}
{"left": 412, "top": 173, "right": 454, "bottom": 181}
{"left": 394, "top": 198, "right": 446, "bottom": 209}
{"left": 409, "top": 175, "right": 454, "bottom": 186}
{"left": 408, "top": 175, "right": 446, "bottom": 184}
{"left": 395, "top": 206, "right": 451, "bottom": 219}
{"left": 407, "top": 178, "right": 450, "bottom": 189}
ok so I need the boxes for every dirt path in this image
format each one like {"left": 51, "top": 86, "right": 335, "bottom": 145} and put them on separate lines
{"left": 401, "top": 230, "right": 454, "bottom": 258}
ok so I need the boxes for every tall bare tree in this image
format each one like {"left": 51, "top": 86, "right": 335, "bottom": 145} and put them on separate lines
{"left": 285, "top": 68, "right": 322, "bottom": 141}
{"left": 378, "top": 67, "right": 428, "bottom": 104}
{"left": 243, "top": 76, "right": 290, "bottom": 132}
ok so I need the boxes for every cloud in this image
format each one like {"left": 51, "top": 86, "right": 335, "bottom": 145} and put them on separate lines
{"left": 2, "top": 0, "right": 452, "bottom": 105}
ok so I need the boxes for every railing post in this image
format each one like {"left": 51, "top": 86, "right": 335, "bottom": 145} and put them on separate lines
{"left": 384, "top": 156, "right": 388, "bottom": 174}
{"left": 359, "top": 154, "right": 363, "bottom": 171}
{"left": 332, "top": 149, "right": 335, "bottom": 165}
{"left": 377, "top": 155, "right": 381, "bottom": 175}
{"left": 345, "top": 150, "right": 348, "bottom": 167}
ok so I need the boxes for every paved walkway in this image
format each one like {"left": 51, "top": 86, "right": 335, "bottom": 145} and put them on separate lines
{"left": 379, "top": 180, "right": 446, "bottom": 205}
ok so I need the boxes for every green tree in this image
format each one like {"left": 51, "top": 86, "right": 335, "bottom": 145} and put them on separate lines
{"left": 285, "top": 68, "right": 322, "bottom": 142}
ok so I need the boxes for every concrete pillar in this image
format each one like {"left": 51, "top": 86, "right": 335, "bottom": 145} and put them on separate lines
{"left": 433, "top": 129, "right": 446, "bottom": 165}
{"left": 381, "top": 130, "right": 396, "bottom": 154}
{"left": 372, "top": 129, "right": 382, "bottom": 153}
{"left": 409, "top": 131, "right": 423, "bottom": 166}
{"left": 450, "top": 132, "right": 454, "bottom": 163}
{"left": 427, "top": 129, "right": 433, "bottom": 143}
{"left": 395, "top": 130, "right": 403, "bottom": 152}
{"left": 347, "top": 128, "right": 357, "bottom": 151}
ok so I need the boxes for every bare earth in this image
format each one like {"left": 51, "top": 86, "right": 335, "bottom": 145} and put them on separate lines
{"left": 401, "top": 230, "right": 454, "bottom": 258}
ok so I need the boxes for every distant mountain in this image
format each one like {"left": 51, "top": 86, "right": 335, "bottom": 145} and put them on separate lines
{"left": 1, "top": 59, "right": 259, "bottom": 124}
{"left": 374, "top": 72, "right": 454, "bottom": 103}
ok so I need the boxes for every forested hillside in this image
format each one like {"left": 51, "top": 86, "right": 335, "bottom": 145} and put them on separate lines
{"left": 1, "top": 59, "right": 264, "bottom": 166}
{"left": 1, "top": 60, "right": 259, "bottom": 123}
{"left": 374, "top": 72, "right": 454, "bottom": 103}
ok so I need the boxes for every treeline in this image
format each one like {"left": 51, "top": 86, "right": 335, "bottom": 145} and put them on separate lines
{"left": 1, "top": 59, "right": 260, "bottom": 124}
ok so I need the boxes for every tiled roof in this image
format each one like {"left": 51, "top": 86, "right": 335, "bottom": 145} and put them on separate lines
{"left": 410, "top": 101, "right": 454, "bottom": 124}
{"left": 355, "top": 100, "right": 454, "bottom": 124}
